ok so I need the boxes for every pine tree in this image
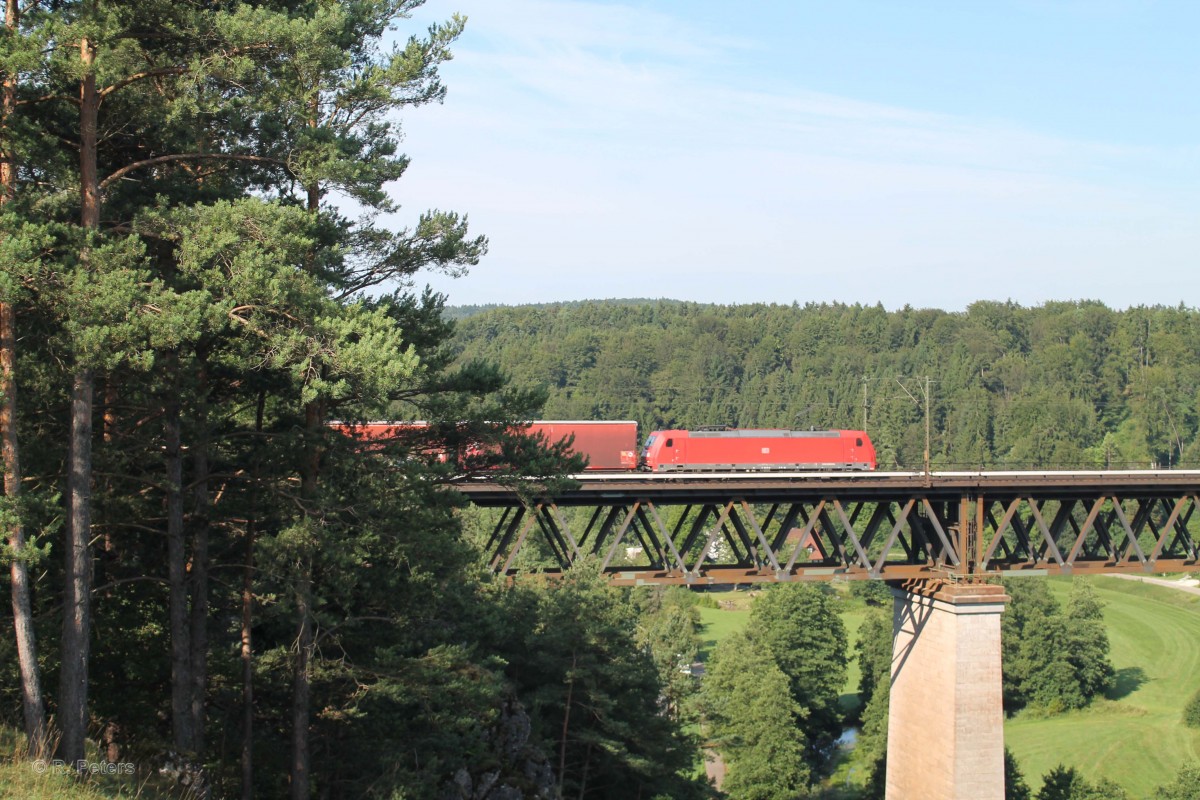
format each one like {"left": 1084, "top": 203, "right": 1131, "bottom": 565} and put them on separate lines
{"left": 1155, "top": 763, "right": 1200, "bottom": 800}
{"left": 1002, "top": 579, "right": 1114, "bottom": 712}
{"left": 858, "top": 667, "right": 890, "bottom": 798}
{"left": 633, "top": 586, "right": 702, "bottom": 720}
{"left": 0, "top": 0, "right": 49, "bottom": 759}
{"left": 1006, "top": 748, "right": 1032, "bottom": 800}
{"left": 230, "top": 5, "right": 486, "bottom": 791}
{"left": 32, "top": 0, "right": 296, "bottom": 764}
{"left": 855, "top": 605, "right": 893, "bottom": 796}
{"left": 501, "top": 563, "right": 707, "bottom": 798}
{"left": 702, "top": 629, "right": 811, "bottom": 800}
{"left": 751, "top": 582, "right": 849, "bottom": 770}
{"left": 855, "top": 604, "right": 892, "bottom": 708}
{"left": 1064, "top": 579, "right": 1115, "bottom": 699}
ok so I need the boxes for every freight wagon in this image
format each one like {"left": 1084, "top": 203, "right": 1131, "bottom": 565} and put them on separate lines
{"left": 329, "top": 420, "right": 639, "bottom": 471}
{"left": 524, "top": 420, "right": 639, "bottom": 470}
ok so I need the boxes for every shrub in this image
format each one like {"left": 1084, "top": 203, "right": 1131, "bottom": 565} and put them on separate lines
{"left": 850, "top": 579, "right": 894, "bottom": 606}
{"left": 1182, "top": 686, "right": 1200, "bottom": 728}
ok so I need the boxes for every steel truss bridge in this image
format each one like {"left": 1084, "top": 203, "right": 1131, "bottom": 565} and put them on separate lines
{"left": 460, "top": 470, "right": 1200, "bottom": 585}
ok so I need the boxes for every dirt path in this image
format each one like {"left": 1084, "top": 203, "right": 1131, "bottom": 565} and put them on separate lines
{"left": 1106, "top": 574, "right": 1200, "bottom": 597}
{"left": 704, "top": 748, "right": 726, "bottom": 789}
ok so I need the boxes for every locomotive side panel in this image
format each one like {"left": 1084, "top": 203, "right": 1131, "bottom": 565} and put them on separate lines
{"left": 643, "top": 429, "right": 876, "bottom": 471}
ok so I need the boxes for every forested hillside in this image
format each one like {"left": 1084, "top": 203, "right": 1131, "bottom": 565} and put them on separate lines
{"left": 442, "top": 297, "right": 676, "bottom": 322}
{"left": 449, "top": 301, "right": 1200, "bottom": 470}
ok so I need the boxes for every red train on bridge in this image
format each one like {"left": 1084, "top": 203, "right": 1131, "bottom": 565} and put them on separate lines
{"left": 335, "top": 420, "right": 876, "bottom": 472}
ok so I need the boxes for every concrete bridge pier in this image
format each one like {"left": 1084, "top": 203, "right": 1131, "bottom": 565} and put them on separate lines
{"left": 885, "top": 581, "right": 1010, "bottom": 800}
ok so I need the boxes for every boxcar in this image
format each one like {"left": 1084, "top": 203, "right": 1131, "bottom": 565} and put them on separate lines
{"left": 526, "top": 420, "right": 639, "bottom": 470}
{"left": 331, "top": 420, "right": 639, "bottom": 471}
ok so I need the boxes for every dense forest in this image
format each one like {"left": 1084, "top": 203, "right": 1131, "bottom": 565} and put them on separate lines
{"left": 1, "top": 1, "right": 1198, "bottom": 799}
{"left": 448, "top": 300, "right": 1200, "bottom": 470}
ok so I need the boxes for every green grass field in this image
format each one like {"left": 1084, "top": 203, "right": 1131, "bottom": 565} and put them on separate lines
{"left": 1005, "top": 576, "right": 1200, "bottom": 798}
{"left": 698, "top": 604, "right": 751, "bottom": 658}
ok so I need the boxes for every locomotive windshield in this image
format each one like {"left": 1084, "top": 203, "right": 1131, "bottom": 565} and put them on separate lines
{"left": 641, "top": 434, "right": 657, "bottom": 458}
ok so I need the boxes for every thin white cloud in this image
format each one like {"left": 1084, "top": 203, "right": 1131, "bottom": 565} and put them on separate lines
{"left": 391, "top": 1, "right": 1200, "bottom": 309}
{"left": 443, "top": 0, "right": 749, "bottom": 61}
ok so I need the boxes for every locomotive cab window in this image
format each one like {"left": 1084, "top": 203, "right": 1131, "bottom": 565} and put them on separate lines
{"left": 665, "top": 438, "right": 673, "bottom": 447}
{"left": 856, "top": 438, "right": 863, "bottom": 447}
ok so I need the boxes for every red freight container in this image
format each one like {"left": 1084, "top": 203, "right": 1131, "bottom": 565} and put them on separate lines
{"left": 327, "top": 421, "right": 448, "bottom": 458}
{"left": 525, "top": 421, "right": 639, "bottom": 471}
{"left": 332, "top": 420, "right": 639, "bottom": 471}
{"left": 641, "top": 428, "right": 876, "bottom": 472}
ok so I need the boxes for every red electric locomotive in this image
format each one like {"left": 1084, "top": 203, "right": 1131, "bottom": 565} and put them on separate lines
{"left": 639, "top": 427, "right": 876, "bottom": 472}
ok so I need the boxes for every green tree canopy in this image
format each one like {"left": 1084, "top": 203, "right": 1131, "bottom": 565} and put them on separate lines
{"left": 702, "top": 629, "right": 811, "bottom": 800}
{"left": 751, "top": 583, "right": 849, "bottom": 767}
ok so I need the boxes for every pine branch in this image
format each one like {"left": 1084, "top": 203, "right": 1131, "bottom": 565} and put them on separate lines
{"left": 99, "top": 153, "right": 289, "bottom": 190}
{"left": 98, "top": 66, "right": 188, "bottom": 98}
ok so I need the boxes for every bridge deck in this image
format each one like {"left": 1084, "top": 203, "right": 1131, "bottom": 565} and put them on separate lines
{"left": 460, "top": 470, "right": 1200, "bottom": 502}
{"left": 458, "top": 471, "right": 1200, "bottom": 585}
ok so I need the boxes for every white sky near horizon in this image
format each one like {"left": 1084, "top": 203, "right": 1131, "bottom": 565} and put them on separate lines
{"left": 383, "top": 1, "right": 1200, "bottom": 311}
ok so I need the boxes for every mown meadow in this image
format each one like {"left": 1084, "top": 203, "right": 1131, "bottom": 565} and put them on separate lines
{"left": 1005, "top": 577, "right": 1200, "bottom": 798}
{"left": 696, "top": 576, "right": 1200, "bottom": 799}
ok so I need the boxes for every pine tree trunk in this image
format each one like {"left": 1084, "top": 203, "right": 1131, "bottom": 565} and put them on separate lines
{"left": 98, "top": 377, "right": 118, "bottom": 555}
{"left": 240, "top": 522, "right": 255, "bottom": 800}
{"left": 101, "top": 379, "right": 118, "bottom": 443}
{"left": 101, "top": 720, "right": 120, "bottom": 763}
{"left": 241, "top": 390, "right": 264, "bottom": 800}
{"left": 558, "top": 650, "right": 576, "bottom": 794}
{"left": 291, "top": 397, "right": 320, "bottom": 799}
{"left": 577, "top": 743, "right": 591, "bottom": 800}
{"left": 59, "top": 34, "right": 99, "bottom": 768}
{"left": 290, "top": 560, "right": 313, "bottom": 800}
{"left": 2, "top": 302, "right": 47, "bottom": 758}
{"left": 1, "top": 0, "right": 48, "bottom": 761}
{"left": 290, "top": 166, "right": 322, "bottom": 800}
{"left": 164, "top": 361, "right": 194, "bottom": 753}
{"left": 59, "top": 366, "right": 94, "bottom": 765}
{"left": 188, "top": 371, "right": 210, "bottom": 758}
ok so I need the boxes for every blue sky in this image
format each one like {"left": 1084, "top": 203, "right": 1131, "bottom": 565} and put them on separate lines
{"left": 387, "top": 0, "right": 1199, "bottom": 310}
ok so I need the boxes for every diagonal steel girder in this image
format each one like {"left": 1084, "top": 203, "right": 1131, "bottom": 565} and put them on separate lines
{"left": 978, "top": 494, "right": 1195, "bottom": 575}
{"left": 471, "top": 475, "right": 1200, "bottom": 584}
{"left": 484, "top": 497, "right": 959, "bottom": 582}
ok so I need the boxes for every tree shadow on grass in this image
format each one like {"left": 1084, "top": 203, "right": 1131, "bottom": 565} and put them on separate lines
{"left": 1107, "top": 667, "right": 1147, "bottom": 700}
{"left": 838, "top": 692, "right": 863, "bottom": 720}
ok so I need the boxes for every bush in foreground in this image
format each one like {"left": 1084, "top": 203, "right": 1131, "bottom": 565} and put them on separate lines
{"left": 1182, "top": 686, "right": 1200, "bottom": 728}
